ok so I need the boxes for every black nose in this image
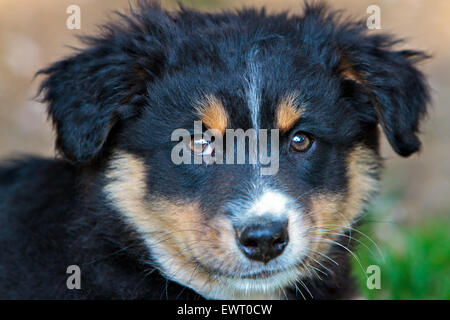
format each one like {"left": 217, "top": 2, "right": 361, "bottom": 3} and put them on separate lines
{"left": 237, "top": 221, "right": 289, "bottom": 263}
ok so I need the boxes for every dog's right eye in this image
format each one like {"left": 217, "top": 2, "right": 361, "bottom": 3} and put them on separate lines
{"left": 190, "top": 137, "right": 213, "bottom": 156}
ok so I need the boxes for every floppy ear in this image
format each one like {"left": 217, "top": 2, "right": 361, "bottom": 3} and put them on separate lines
{"left": 336, "top": 35, "right": 430, "bottom": 157}
{"left": 37, "top": 3, "right": 172, "bottom": 163}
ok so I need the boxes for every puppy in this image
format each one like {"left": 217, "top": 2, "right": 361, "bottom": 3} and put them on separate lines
{"left": 0, "top": 1, "right": 429, "bottom": 299}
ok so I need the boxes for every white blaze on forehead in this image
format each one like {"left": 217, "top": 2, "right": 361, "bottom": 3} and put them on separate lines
{"left": 249, "top": 190, "right": 289, "bottom": 217}
{"left": 245, "top": 47, "right": 262, "bottom": 130}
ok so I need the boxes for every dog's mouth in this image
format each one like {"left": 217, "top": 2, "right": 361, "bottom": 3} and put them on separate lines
{"left": 239, "top": 269, "right": 284, "bottom": 280}
{"left": 196, "top": 259, "right": 289, "bottom": 281}
{"left": 202, "top": 259, "right": 303, "bottom": 283}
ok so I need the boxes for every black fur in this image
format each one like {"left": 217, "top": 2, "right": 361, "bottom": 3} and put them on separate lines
{"left": 0, "top": 1, "right": 429, "bottom": 299}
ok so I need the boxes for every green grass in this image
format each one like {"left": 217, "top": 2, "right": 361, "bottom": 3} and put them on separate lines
{"left": 352, "top": 211, "right": 450, "bottom": 299}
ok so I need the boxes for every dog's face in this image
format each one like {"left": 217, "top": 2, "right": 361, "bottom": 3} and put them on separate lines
{"left": 38, "top": 3, "right": 429, "bottom": 299}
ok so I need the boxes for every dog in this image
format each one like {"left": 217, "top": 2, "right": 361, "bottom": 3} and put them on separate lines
{"left": 0, "top": 1, "right": 429, "bottom": 299}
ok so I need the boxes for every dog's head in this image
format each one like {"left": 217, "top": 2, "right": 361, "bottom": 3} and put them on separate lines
{"left": 38, "top": 2, "right": 429, "bottom": 299}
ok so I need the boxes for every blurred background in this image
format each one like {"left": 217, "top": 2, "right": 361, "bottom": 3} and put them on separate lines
{"left": 0, "top": 0, "right": 448, "bottom": 299}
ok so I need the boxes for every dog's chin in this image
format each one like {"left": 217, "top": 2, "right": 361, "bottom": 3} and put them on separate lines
{"left": 205, "top": 266, "right": 302, "bottom": 300}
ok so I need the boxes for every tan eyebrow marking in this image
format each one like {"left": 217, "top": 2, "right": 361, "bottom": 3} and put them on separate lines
{"left": 195, "top": 95, "right": 228, "bottom": 134}
{"left": 275, "top": 93, "right": 302, "bottom": 133}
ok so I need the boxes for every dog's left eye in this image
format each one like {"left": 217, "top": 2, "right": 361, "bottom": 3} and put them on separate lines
{"left": 290, "top": 132, "right": 313, "bottom": 152}
{"left": 190, "top": 138, "right": 213, "bottom": 156}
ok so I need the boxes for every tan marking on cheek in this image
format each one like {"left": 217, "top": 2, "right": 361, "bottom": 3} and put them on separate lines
{"left": 305, "top": 145, "right": 379, "bottom": 268}
{"left": 195, "top": 95, "right": 228, "bottom": 134}
{"left": 307, "top": 194, "right": 344, "bottom": 257}
{"left": 103, "top": 151, "right": 204, "bottom": 244}
{"left": 345, "top": 145, "right": 380, "bottom": 219}
{"left": 275, "top": 93, "right": 302, "bottom": 133}
{"left": 103, "top": 152, "right": 250, "bottom": 298}
{"left": 104, "top": 152, "right": 148, "bottom": 219}
{"left": 312, "top": 195, "right": 342, "bottom": 227}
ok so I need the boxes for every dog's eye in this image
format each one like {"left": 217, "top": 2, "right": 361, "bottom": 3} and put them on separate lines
{"left": 290, "top": 132, "right": 313, "bottom": 152}
{"left": 190, "top": 138, "right": 213, "bottom": 156}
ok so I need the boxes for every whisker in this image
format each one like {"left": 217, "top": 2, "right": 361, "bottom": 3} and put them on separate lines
{"left": 307, "top": 223, "right": 385, "bottom": 261}
{"left": 296, "top": 278, "right": 313, "bottom": 299}
{"left": 310, "top": 231, "right": 380, "bottom": 261}
{"left": 308, "top": 248, "right": 339, "bottom": 266}
{"left": 305, "top": 253, "right": 333, "bottom": 275}
{"left": 310, "top": 238, "right": 368, "bottom": 279}
{"left": 293, "top": 281, "right": 306, "bottom": 300}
